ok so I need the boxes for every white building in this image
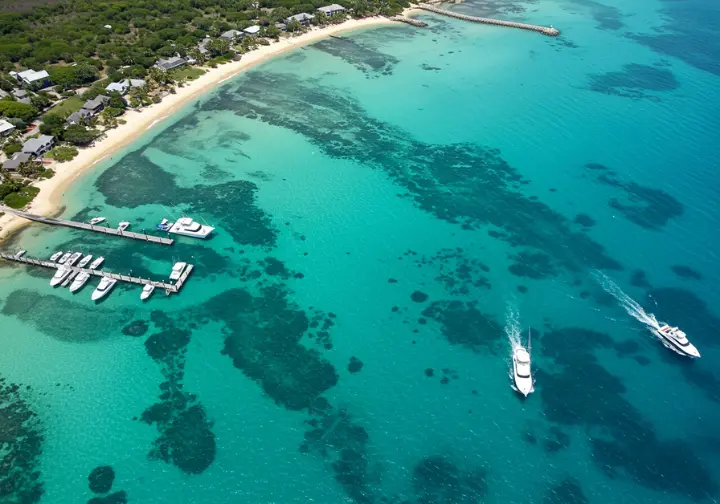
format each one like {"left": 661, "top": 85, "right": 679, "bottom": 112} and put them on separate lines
{"left": 0, "top": 119, "right": 15, "bottom": 136}
{"left": 285, "top": 13, "right": 315, "bottom": 25}
{"left": 317, "top": 4, "right": 346, "bottom": 16}
{"left": 106, "top": 81, "right": 130, "bottom": 95}
{"left": 14, "top": 69, "right": 50, "bottom": 87}
{"left": 244, "top": 25, "right": 261, "bottom": 35}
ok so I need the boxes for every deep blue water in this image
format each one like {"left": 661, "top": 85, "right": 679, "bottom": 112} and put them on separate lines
{"left": 1, "top": 0, "right": 719, "bottom": 503}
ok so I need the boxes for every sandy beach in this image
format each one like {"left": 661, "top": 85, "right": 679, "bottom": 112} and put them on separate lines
{"left": 0, "top": 16, "right": 400, "bottom": 243}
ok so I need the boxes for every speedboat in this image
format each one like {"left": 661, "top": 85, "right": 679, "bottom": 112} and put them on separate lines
{"left": 652, "top": 323, "right": 700, "bottom": 358}
{"left": 50, "top": 251, "right": 63, "bottom": 262}
{"left": 117, "top": 221, "right": 130, "bottom": 232}
{"left": 57, "top": 252, "right": 72, "bottom": 264}
{"left": 50, "top": 267, "right": 72, "bottom": 287}
{"left": 70, "top": 272, "right": 91, "bottom": 293}
{"left": 15, "top": 250, "right": 25, "bottom": 258}
{"left": 140, "top": 284, "right": 155, "bottom": 301}
{"left": 91, "top": 277, "right": 117, "bottom": 301}
{"left": 65, "top": 252, "right": 83, "bottom": 267}
{"left": 169, "top": 262, "right": 187, "bottom": 281}
{"left": 167, "top": 217, "right": 214, "bottom": 239}
{"left": 89, "top": 257, "right": 104, "bottom": 270}
{"left": 156, "top": 218, "right": 170, "bottom": 231}
{"left": 512, "top": 346, "right": 533, "bottom": 397}
{"left": 77, "top": 254, "right": 93, "bottom": 269}
{"left": 89, "top": 217, "right": 106, "bottom": 225}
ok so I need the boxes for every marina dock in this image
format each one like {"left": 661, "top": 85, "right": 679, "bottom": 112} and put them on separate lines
{"left": 0, "top": 253, "right": 191, "bottom": 295}
{"left": 417, "top": 4, "right": 560, "bottom": 36}
{"left": 0, "top": 206, "right": 174, "bottom": 246}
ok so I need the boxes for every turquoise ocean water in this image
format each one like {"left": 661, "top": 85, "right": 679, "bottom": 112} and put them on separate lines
{"left": 2, "top": 0, "right": 720, "bottom": 503}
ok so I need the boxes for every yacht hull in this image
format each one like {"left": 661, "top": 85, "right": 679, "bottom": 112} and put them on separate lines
{"left": 651, "top": 329, "right": 701, "bottom": 358}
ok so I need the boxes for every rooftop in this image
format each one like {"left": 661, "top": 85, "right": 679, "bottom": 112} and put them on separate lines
{"left": 17, "top": 69, "right": 49, "bottom": 83}
{"left": 317, "top": 4, "right": 346, "bottom": 13}
{"left": 244, "top": 25, "right": 261, "bottom": 34}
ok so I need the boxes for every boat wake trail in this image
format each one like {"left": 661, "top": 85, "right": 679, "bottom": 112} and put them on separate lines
{"left": 594, "top": 271, "right": 660, "bottom": 330}
{"left": 505, "top": 304, "right": 523, "bottom": 351}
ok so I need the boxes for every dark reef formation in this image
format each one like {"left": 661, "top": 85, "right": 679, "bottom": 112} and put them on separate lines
{"left": 422, "top": 301, "right": 503, "bottom": 353}
{"left": 412, "top": 455, "right": 488, "bottom": 504}
{"left": 88, "top": 466, "right": 114, "bottom": 494}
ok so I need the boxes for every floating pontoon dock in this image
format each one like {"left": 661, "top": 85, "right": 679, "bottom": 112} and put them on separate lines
{"left": 0, "top": 253, "right": 192, "bottom": 295}
{"left": 0, "top": 206, "right": 174, "bottom": 246}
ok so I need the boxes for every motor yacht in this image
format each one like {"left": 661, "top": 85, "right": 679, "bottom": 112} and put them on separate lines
{"left": 169, "top": 262, "right": 187, "bottom": 281}
{"left": 512, "top": 345, "right": 533, "bottom": 397}
{"left": 652, "top": 324, "right": 700, "bottom": 358}
{"left": 70, "top": 272, "right": 91, "bottom": 293}
{"left": 140, "top": 284, "right": 155, "bottom": 301}
{"left": 57, "top": 252, "right": 72, "bottom": 264}
{"left": 65, "top": 252, "right": 83, "bottom": 267}
{"left": 50, "top": 251, "right": 63, "bottom": 262}
{"left": 89, "top": 217, "right": 106, "bottom": 225}
{"left": 89, "top": 257, "right": 105, "bottom": 270}
{"left": 50, "top": 267, "right": 72, "bottom": 287}
{"left": 91, "top": 277, "right": 117, "bottom": 301}
{"left": 77, "top": 254, "right": 93, "bottom": 269}
{"left": 61, "top": 271, "right": 79, "bottom": 288}
{"left": 166, "top": 217, "right": 214, "bottom": 239}
{"left": 117, "top": 221, "right": 130, "bottom": 232}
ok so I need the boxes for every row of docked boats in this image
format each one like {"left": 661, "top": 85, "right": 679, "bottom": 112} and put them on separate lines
{"left": 48, "top": 251, "right": 113, "bottom": 301}
{"left": 88, "top": 215, "right": 215, "bottom": 239}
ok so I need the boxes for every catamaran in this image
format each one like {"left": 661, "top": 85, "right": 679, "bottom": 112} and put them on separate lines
{"left": 512, "top": 329, "right": 534, "bottom": 397}
{"left": 50, "top": 251, "right": 63, "bottom": 262}
{"left": 653, "top": 323, "right": 700, "bottom": 358}
{"left": 157, "top": 217, "right": 214, "bottom": 239}
{"left": 169, "top": 262, "right": 187, "bottom": 281}
{"left": 140, "top": 284, "right": 155, "bottom": 301}
{"left": 91, "top": 277, "right": 117, "bottom": 301}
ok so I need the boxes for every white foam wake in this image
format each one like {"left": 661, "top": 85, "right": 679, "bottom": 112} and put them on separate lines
{"left": 504, "top": 304, "right": 523, "bottom": 350}
{"left": 594, "top": 271, "right": 660, "bottom": 330}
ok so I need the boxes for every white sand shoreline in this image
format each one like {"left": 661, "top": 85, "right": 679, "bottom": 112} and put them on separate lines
{"left": 0, "top": 15, "right": 403, "bottom": 243}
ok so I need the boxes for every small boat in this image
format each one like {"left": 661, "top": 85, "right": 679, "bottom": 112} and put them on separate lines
{"left": 91, "top": 277, "right": 117, "bottom": 301}
{"left": 652, "top": 323, "right": 700, "bottom": 358}
{"left": 169, "top": 262, "right": 187, "bottom": 281}
{"left": 140, "top": 284, "right": 155, "bottom": 301}
{"left": 77, "top": 254, "right": 93, "bottom": 269}
{"left": 89, "top": 217, "right": 106, "bottom": 225}
{"left": 156, "top": 218, "right": 170, "bottom": 231}
{"left": 50, "top": 267, "right": 72, "bottom": 287}
{"left": 57, "top": 252, "right": 72, "bottom": 264}
{"left": 15, "top": 250, "right": 26, "bottom": 258}
{"left": 65, "top": 252, "right": 83, "bottom": 267}
{"left": 89, "top": 257, "right": 104, "bottom": 270}
{"left": 61, "top": 270, "right": 79, "bottom": 287}
{"left": 117, "top": 221, "right": 130, "bottom": 232}
{"left": 165, "top": 216, "right": 214, "bottom": 239}
{"left": 70, "top": 272, "right": 91, "bottom": 293}
{"left": 512, "top": 329, "right": 533, "bottom": 397}
{"left": 50, "top": 251, "right": 63, "bottom": 262}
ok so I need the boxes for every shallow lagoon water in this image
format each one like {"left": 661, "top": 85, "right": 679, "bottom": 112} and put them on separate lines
{"left": 1, "top": 0, "right": 719, "bottom": 503}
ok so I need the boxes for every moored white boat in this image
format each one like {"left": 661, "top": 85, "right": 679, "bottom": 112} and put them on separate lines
{"left": 166, "top": 217, "right": 214, "bottom": 239}
{"left": 64, "top": 252, "right": 83, "bottom": 267}
{"left": 50, "top": 267, "right": 72, "bottom": 287}
{"left": 141, "top": 284, "right": 155, "bottom": 301}
{"left": 70, "top": 272, "right": 91, "bottom": 293}
{"left": 57, "top": 252, "right": 71, "bottom": 264}
{"left": 117, "top": 221, "right": 130, "bottom": 232}
{"left": 89, "top": 217, "right": 106, "bottom": 225}
{"left": 50, "top": 251, "right": 63, "bottom": 262}
{"left": 77, "top": 254, "right": 93, "bottom": 269}
{"left": 169, "top": 262, "right": 187, "bottom": 281}
{"left": 89, "top": 257, "right": 104, "bottom": 270}
{"left": 652, "top": 323, "right": 700, "bottom": 358}
{"left": 512, "top": 346, "right": 533, "bottom": 397}
{"left": 15, "top": 250, "right": 26, "bottom": 258}
{"left": 91, "top": 277, "right": 117, "bottom": 301}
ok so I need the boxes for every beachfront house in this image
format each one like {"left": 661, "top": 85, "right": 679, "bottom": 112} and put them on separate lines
{"left": 154, "top": 56, "right": 187, "bottom": 72}
{"left": 244, "top": 25, "right": 261, "bottom": 36}
{"left": 275, "top": 22, "right": 287, "bottom": 31}
{"left": 3, "top": 152, "right": 32, "bottom": 172}
{"left": 0, "top": 119, "right": 15, "bottom": 136}
{"left": 105, "top": 79, "right": 147, "bottom": 95}
{"left": 12, "top": 89, "right": 31, "bottom": 105}
{"left": 220, "top": 29, "right": 243, "bottom": 41}
{"left": 82, "top": 95, "right": 110, "bottom": 115}
{"left": 66, "top": 109, "right": 94, "bottom": 126}
{"left": 21, "top": 135, "right": 54, "bottom": 157}
{"left": 285, "top": 13, "right": 315, "bottom": 25}
{"left": 11, "top": 69, "right": 50, "bottom": 88}
{"left": 317, "top": 4, "right": 346, "bottom": 16}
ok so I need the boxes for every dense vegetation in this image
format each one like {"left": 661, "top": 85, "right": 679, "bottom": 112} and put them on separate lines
{"left": 0, "top": 0, "right": 409, "bottom": 76}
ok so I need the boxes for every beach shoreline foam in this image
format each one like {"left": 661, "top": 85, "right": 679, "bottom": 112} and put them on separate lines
{"left": 0, "top": 15, "right": 402, "bottom": 244}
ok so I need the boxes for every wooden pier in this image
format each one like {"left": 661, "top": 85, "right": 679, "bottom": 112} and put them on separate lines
{"left": 417, "top": 4, "right": 560, "bottom": 36}
{"left": 0, "top": 253, "right": 191, "bottom": 295}
{"left": 0, "top": 206, "right": 174, "bottom": 246}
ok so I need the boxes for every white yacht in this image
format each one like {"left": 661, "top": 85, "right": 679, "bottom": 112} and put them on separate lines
{"left": 140, "top": 284, "right": 155, "bottom": 301}
{"left": 166, "top": 217, "right": 214, "bottom": 239}
{"left": 512, "top": 329, "right": 534, "bottom": 397}
{"left": 91, "top": 277, "right": 117, "bottom": 301}
{"left": 50, "top": 251, "right": 63, "bottom": 262}
{"left": 169, "top": 262, "right": 187, "bottom": 281}
{"left": 61, "top": 270, "right": 79, "bottom": 288}
{"left": 89, "top": 217, "right": 106, "bottom": 225}
{"left": 117, "top": 221, "right": 130, "bottom": 232}
{"left": 65, "top": 252, "right": 83, "bottom": 267}
{"left": 69, "top": 272, "right": 91, "bottom": 293}
{"left": 89, "top": 257, "right": 105, "bottom": 270}
{"left": 15, "top": 250, "right": 26, "bottom": 258}
{"left": 77, "top": 254, "right": 93, "bottom": 269}
{"left": 57, "top": 252, "right": 72, "bottom": 264}
{"left": 50, "top": 267, "right": 72, "bottom": 287}
{"left": 653, "top": 323, "right": 700, "bottom": 358}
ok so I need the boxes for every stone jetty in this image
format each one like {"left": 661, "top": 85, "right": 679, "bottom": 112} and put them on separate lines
{"left": 417, "top": 4, "right": 560, "bottom": 36}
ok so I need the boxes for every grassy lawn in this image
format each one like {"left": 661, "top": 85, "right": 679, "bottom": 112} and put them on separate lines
{"left": 173, "top": 67, "right": 206, "bottom": 81}
{"left": 44, "top": 95, "right": 84, "bottom": 118}
{"left": 3, "top": 186, "right": 40, "bottom": 209}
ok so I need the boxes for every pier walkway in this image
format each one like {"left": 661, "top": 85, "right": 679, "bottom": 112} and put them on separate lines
{"left": 390, "top": 16, "right": 428, "bottom": 27}
{"left": 0, "top": 253, "right": 192, "bottom": 294}
{"left": 0, "top": 206, "right": 174, "bottom": 246}
{"left": 417, "top": 4, "right": 560, "bottom": 36}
